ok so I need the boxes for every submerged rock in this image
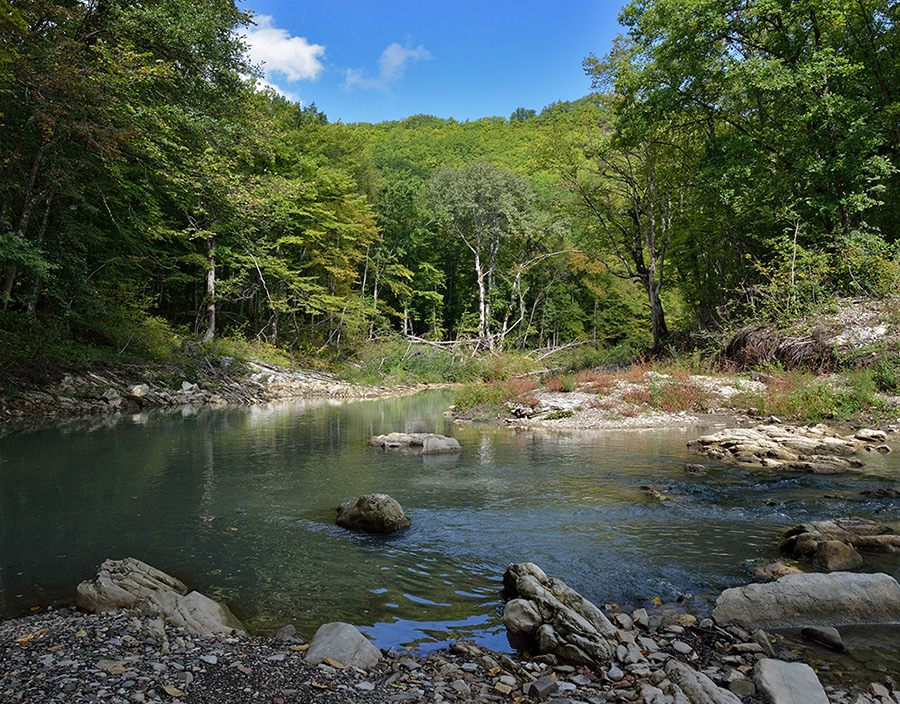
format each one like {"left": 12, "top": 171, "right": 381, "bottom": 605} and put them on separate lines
{"left": 369, "top": 432, "right": 461, "bottom": 453}
{"left": 712, "top": 572, "right": 900, "bottom": 629}
{"left": 75, "top": 557, "right": 244, "bottom": 635}
{"left": 502, "top": 562, "right": 616, "bottom": 666}
{"left": 779, "top": 517, "right": 900, "bottom": 571}
{"left": 336, "top": 493, "right": 410, "bottom": 534}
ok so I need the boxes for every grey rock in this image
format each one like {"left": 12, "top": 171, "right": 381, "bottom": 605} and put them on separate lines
{"left": 503, "top": 562, "right": 616, "bottom": 666}
{"left": 336, "top": 493, "right": 410, "bottom": 534}
{"left": 665, "top": 660, "right": 742, "bottom": 704}
{"left": 754, "top": 658, "right": 829, "bottom": 704}
{"left": 800, "top": 626, "right": 844, "bottom": 651}
{"left": 712, "top": 572, "right": 900, "bottom": 629}
{"left": 503, "top": 598, "right": 542, "bottom": 634}
{"left": 632, "top": 608, "right": 649, "bottom": 629}
{"left": 779, "top": 518, "right": 900, "bottom": 563}
{"left": 273, "top": 624, "right": 297, "bottom": 641}
{"left": 369, "top": 432, "right": 461, "bottom": 453}
{"left": 529, "top": 675, "right": 560, "bottom": 698}
{"left": 304, "top": 622, "right": 382, "bottom": 670}
{"left": 75, "top": 557, "right": 244, "bottom": 635}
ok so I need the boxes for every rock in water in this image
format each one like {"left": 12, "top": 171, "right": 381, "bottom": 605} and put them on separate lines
{"left": 502, "top": 562, "right": 615, "bottom": 666}
{"left": 712, "top": 572, "right": 900, "bottom": 629}
{"left": 75, "top": 557, "right": 244, "bottom": 635}
{"left": 778, "top": 518, "right": 900, "bottom": 568}
{"left": 800, "top": 626, "right": 844, "bottom": 651}
{"left": 336, "top": 493, "right": 410, "bottom": 534}
{"left": 369, "top": 432, "right": 461, "bottom": 453}
{"left": 754, "top": 658, "right": 829, "bottom": 704}
{"left": 814, "top": 540, "right": 864, "bottom": 571}
{"left": 687, "top": 424, "right": 869, "bottom": 472}
{"left": 304, "top": 622, "right": 382, "bottom": 670}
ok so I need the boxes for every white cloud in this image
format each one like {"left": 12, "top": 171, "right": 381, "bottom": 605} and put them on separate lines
{"left": 240, "top": 15, "right": 325, "bottom": 83}
{"left": 345, "top": 42, "right": 432, "bottom": 91}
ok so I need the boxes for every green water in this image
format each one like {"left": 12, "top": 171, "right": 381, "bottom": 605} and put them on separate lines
{"left": 1, "top": 391, "right": 898, "bottom": 671}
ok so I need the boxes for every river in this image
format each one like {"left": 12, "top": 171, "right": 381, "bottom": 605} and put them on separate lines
{"left": 1, "top": 390, "right": 898, "bottom": 657}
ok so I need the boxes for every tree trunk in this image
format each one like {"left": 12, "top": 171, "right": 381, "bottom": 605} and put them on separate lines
{"left": 647, "top": 279, "right": 669, "bottom": 350}
{"left": 201, "top": 236, "right": 217, "bottom": 342}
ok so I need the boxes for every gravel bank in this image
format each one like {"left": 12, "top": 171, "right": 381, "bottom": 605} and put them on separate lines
{"left": 3, "top": 604, "right": 896, "bottom": 704}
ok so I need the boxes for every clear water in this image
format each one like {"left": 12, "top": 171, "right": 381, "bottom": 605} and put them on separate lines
{"left": 1, "top": 391, "right": 898, "bottom": 661}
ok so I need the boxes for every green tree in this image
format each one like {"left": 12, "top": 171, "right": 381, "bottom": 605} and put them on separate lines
{"left": 429, "top": 161, "right": 543, "bottom": 349}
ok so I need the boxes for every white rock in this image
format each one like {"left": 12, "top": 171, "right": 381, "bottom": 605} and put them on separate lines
{"left": 754, "top": 658, "right": 829, "bottom": 704}
{"left": 712, "top": 572, "right": 900, "bottom": 629}
{"left": 304, "top": 622, "right": 382, "bottom": 670}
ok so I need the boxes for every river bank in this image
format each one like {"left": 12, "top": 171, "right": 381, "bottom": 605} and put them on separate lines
{"left": 0, "top": 359, "right": 438, "bottom": 426}
{"left": 2, "top": 587, "right": 898, "bottom": 704}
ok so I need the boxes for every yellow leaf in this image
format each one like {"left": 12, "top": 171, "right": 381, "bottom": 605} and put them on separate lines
{"left": 653, "top": 597, "right": 663, "bottom": 606}
{"left": 75, "top": 629, "right": 87, "bottom": 638}
{"left": 310, "top": 679, "right": 329, "bottom": 690}
{"left": 290, "top": 644, "right": 309, "bottom": 651}
{"left": 163, "top": 685, "right": 183, "bottom": 697}
{"left": 324, "top": 656, "right": 347, "bottom": 669}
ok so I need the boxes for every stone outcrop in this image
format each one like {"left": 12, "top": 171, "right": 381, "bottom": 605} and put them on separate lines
{"left": 336, "top": 493, "right": 410, "bottom": 534}
{"left": 75, "top": 557, "right": 244, "bottom": 635}
{"left": 369, "top": 432, "right": 461, "bottom": 453}
{"left": 754, "top": 658, "right": 830, "bottom": 704}
{"left": 304, "top": 622, "right": 382, "bottom": 670}
{"left": 502, "top": 562, "right": 616, "bottom": 666}
{"left": 712, "top": 572, "right": 900, "bottom": 629}
{"left": 778, "top": 518, "right": 900, "bottom": 572}
{"left": 687, "top": 424, "right": 889, "bottom": 473}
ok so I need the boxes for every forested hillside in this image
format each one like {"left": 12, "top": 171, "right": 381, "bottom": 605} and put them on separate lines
{"left": 1, "top": 0, "right": 897, "bottom": 378}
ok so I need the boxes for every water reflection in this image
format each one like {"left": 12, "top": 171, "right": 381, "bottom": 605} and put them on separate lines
{"left": 1, "top": 392, "right": 898, "bottom": 661}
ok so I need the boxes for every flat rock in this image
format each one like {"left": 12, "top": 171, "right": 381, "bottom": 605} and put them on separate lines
{"left": 754, "top": 658, "right": 829, "bottom": 704}
{"left": 712, "top": 572, "right": 900, "bottom": 629}
{"left": 336, "top": 493, "right": 410, "bottom": 534}
{"left": 369, "top": 432, "right": 461, "bottom": 453}
{"left": 75, "top": 557, "right": 244, "bottom": 635}
{"left": 303, "top": 622, "right": 382, "bottom": 670}
{"left": 688, "top": 424, "right": 869, "bottom": 472}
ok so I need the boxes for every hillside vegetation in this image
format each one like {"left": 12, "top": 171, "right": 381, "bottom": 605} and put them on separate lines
{"left": 1, "top": 0, "right": 898, "bottom": 389}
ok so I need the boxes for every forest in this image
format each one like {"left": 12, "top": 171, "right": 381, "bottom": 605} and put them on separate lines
{"left": 1, "top": 0, "right": 898, "bottom": 379}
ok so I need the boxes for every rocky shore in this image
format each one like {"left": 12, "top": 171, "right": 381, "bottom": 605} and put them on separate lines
{"left": 0, "top": 359, "right": 432, "bottom": 424}
{"left": 3, "top": 556, "right": 900, "bottom": 704}
{"left": 3, "top": 595, "right": 897, "bottom": 704}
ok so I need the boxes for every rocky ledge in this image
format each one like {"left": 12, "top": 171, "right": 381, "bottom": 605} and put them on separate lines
{"left": 687, "top": 423, "right": 891, "bottom": 473}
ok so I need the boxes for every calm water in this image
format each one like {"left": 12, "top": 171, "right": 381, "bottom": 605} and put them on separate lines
{"left": 1, "top": 391, "right": 898, "bottom": 659}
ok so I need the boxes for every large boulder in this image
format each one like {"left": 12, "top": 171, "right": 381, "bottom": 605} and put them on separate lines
{"left": 75, "top": 557, "right": 244, "bottom": 635}
{"left": 502, "top": 562, "right": 616, "bottom": 666}
{"left": 687, "top": 424, "right": 874, "bottom": 473}
{"left": 304, "top": 622, "right": 381, "bottom": 670}
{"left": 336, "top": 493, "right": 410, "bottom": 534}
{"left": 712, "top": 572, "right": 900, "bottom": 629}
{"left": 370, "top": 432, "right": 461, "bottom": 454}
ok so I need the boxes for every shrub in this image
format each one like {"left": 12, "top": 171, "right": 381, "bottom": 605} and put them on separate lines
{"left": 453, "top": 377, "right": 538, "bottom": 413}
{"left": 545, "top": 373, "right": 577, "bottom": 392}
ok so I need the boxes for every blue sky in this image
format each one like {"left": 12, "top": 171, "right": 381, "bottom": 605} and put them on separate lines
{"left": 239, "top": 1, "right": 626, "bottom": 124}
